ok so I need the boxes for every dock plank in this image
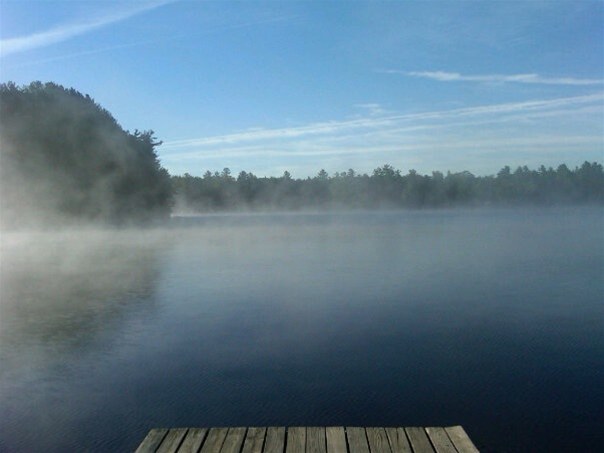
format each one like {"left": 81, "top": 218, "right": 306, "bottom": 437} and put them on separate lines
{"left": 444, "top": 426, "right": 479, "bottom": 453}
{"left": 286, "top": 427, "right": 306, "bottom": 453}
{"left": 326, "top": 427, "right": 347, "bottom": 453}
{"left": 200, "top": 428, "right": 229, "bottom": 453}
{"left": 220, "top": 427, "right": 247, "bottom": 453}
{"left": 405, "top": 428, "right": 435, "bottom": 453}
{"left": 347, "top": 427, "right": 370, "bottom": 453}
{"left": 425, "top": 428, "right": 456, "bottom": 453}
{"left": 156, "top": 428, "right": 188, "bottom": 453}
{"left": 385, "top": 428, "right": 412, "bottom": 453}
{"left": 241, "top": 427, "right": 266, "bottom": 453}
{"left": 366, "top": 427, "right": 392, "bottom": 453}
{"left": 307, "top": 427, "right": 327, "bottom": 453}
{"left": 264, "top": 427, "right": 286, "bottom": 453}
{"left": 178, "top": 428, "right": 208, "bottom": 453}
{"left": 135, "top": 426, "right": 480, "bottom": 453}
{"left": 135, "top": 428, "right": 169, "bottom": 453}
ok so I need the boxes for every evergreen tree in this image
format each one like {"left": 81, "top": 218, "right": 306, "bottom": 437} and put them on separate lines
{"left": 0, "top": 82, "right": 173, "bottom": 227}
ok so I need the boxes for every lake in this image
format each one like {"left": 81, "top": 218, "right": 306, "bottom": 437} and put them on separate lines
{"left": 0, "top": 207, "right": 602, "bottom": 452}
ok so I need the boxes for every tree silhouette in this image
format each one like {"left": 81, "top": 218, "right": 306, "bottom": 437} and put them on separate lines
{"left": 0, "top": 82, "right": 172, "bottom": 227}
{"left": 171, "top": 162, "right": 603, "bottom": 213}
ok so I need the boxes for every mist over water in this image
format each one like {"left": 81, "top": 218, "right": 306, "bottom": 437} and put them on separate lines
{"left": 0, "top": 208, "right": 602, "bottom": 452}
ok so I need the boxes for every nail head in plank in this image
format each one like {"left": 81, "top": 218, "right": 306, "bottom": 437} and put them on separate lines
{"left": 264, "top": 427, "right": 286, "bottom": 453}
{"left": 241, "top": 427, "right": 267, "bottom": 453}
{"left": 404, "top": 428, "right": 435, "bottom": 453}
{"left": 307, "top": 427, "right": 327, "bottom": 453}
{"left": 286, "top": 427, "right": 306, "bottom": 453}
{"left": 425, "top": 428, "right": 457, "bottom": 453}
{"left": 221, "top": 427, "right": 247, "bottom": 453}
{"left": 384, "top": 428, "right": 412, "bottom": 453}
{"left": 201, "top": 428, "right": 229, "bottom": 453}
{"left": 326, "top": 427, "right": 347, "bottom": 453}
{"left": 178, "top": 428, "right": 209, "bottom": 453}
{"left": 135, "top": 428, "right": 169, "bottom": 453}
{"left": 366, "top": 428, "right": 392, "bottom": 453}
{"left": 347, "top": 427, "right": 370, "bottom": 453}
{"left": 444, "top": 426, "right": 479, "bottom": 453}
{"left": 156, "top": 428, "right": 189, "bottom": 453}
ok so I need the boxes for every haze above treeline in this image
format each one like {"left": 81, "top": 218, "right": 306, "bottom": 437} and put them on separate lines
{"left": 1, "top": 82, "right": 602, "bottom": 228}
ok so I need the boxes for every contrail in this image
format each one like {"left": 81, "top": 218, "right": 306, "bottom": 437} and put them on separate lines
{"left": 0, "top": 0, "right": 176, "bottom": 57}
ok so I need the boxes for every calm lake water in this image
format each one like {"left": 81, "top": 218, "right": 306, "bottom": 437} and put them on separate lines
{"left": 0, "top": 208, "right": 602, "bottom": 452}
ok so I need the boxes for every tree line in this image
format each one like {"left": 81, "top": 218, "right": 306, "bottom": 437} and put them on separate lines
{"left": 172, "top": 162, "right": 604, "bottom": 212}
{"left": 1, "top": 81, "right": 602, "bottom": 227}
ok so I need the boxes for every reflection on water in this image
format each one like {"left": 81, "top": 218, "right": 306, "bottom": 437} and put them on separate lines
{"left": 0, "top": 229, "right": 166, "bottom": 452}
{"left": 0, "top": 209, "right": 603, "bottom": 452}
{"left": 1, "top": 231, "right": 163, "bottom": 348}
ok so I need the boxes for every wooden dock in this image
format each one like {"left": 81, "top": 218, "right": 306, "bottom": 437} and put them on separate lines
{"left": 135, "top": 426, "right": 479, "bottom": 453}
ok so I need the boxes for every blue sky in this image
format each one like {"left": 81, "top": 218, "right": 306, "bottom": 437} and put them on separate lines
{"left": 1, "top": 0, "right": 603, "bottom": 177}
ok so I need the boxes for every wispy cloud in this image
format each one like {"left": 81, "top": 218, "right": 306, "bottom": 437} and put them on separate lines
{"left": 163, "top": 93, "right": 604, "bottom": 149}
{"left": 383, "top": 70, "right": 604, "bottom": 86}
{"left": 354, "top": 103, "right": 389, "bottom": 116}
{"left": 161, "top": 92, "right": 604, "bottom": 176}
{"left": 167, "top": 135, "right": 603, "bottom": 161}
{"left": 0, "top": 1, "right": 174, "bottom": 57}
{"left": 2, "top": 12, "right": 295, "bottom": 67}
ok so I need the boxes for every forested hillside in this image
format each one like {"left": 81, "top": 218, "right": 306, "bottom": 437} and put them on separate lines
{"left": 0, "top": 82, "right": 173, "bottom": 227}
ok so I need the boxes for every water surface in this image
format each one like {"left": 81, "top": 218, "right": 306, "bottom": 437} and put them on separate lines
{"left": 1, "top": 208, "right": 602, "bottom": 452}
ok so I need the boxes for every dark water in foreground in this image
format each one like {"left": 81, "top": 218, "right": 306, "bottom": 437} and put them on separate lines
{"left": 0, "top": 208, "right": 602, "bottom": 452}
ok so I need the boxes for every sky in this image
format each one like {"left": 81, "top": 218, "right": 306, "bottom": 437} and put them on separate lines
{"left": 1, "top": 0, "right": 603, "bottom": 178}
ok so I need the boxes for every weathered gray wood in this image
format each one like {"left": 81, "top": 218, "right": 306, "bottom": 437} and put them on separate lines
{"left": 264, "top": 427, "right": 286, "bottom": 453}
{"left": 425, "top": 428, "right": 456, "bottom": 453}
{"left": 385, "top": 428, "right": 412, "bottom": 453}
{"left": 404, "top": 428, "right": 435, "bottom": 453}
{"left": 135, "top": 428, "right": 169, "bottom": 453}
{"left": 200, "top": 428, "right": 229, "bottom": 453}
{"left": 366, "top": 427, "right": 392, "bottom": 453}
{"left": 326, "top": 427, "right": 346, "bottom": 453}
{"left": 241, "top": 427, "right": 266, "bottom": 453}
{"left": 347, "top": 427, "right": 370, "bottom": 453}
{"left": 178, "top": 428, "right": 209, "bottom": 453}
{"left": 220, "top": 427, "right": 247, "bottom": 453}
{"left": 307, "top": 427, "right": 326, "bottom": 453}
{"left": 156, "top": 428, "right": 188, "bottom": 453}
{"left": 135, "top": 426, "right": 479, "bottom": 453}
{"left": 444, "top": 426, "right": 479, "bottom": 453}
{"left": 286, "top": 427, "right": 306, "bottom": 453}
